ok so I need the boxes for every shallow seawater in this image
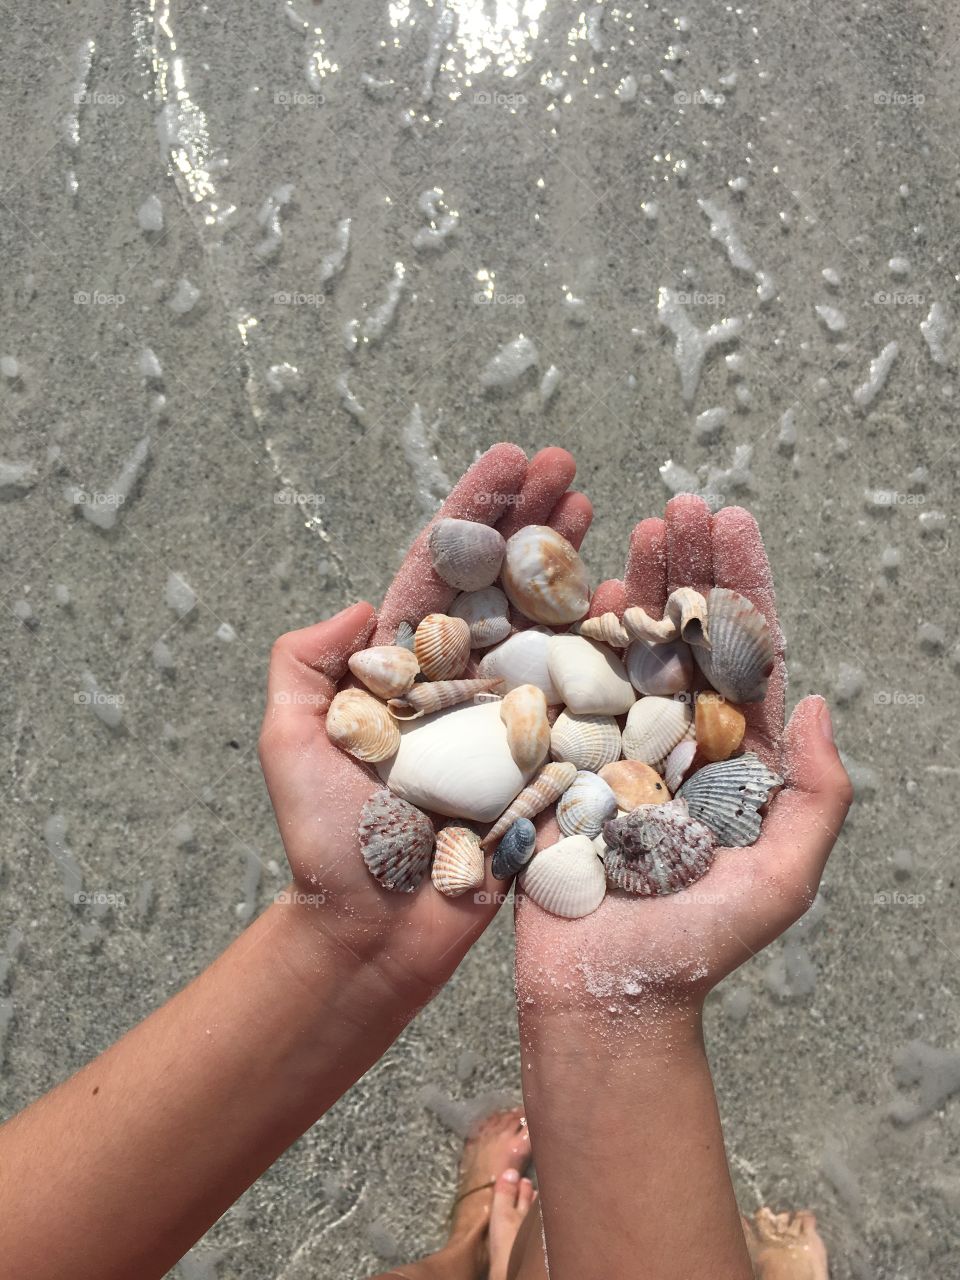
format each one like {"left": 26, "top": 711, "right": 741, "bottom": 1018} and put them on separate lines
{"left": 0, "top": 1, "right": 959, "bottom": 1277}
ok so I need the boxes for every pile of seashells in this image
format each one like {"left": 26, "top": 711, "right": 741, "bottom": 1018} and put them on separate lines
{"left": 328, "top": 519, "right": 783, "bottom": 919}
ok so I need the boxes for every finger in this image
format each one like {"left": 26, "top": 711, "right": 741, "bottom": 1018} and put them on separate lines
{"left": 373, "top": 442, "right": 527, "bottom": 644}
{"left": 497, "top": 446, "right": 578, "bottom": 539}
{"left": 710, "top": 505, "right": 786, "bottom": 745}
{"left": 665, "top": 494, "right": 713, "bottom": 595}
{"left": 545, "top": 490, "right": 593, "bottom": 550}
{"left": 588, "top": 578, "right": 626, "bottom": 619}
{"left": 264, "top": 602, "right": 376, "bottom": 720}
{"left": 623, "top": 518, "right": 667, "bottom": 615}
{"left": 751, "top": 696, "right": 853, "bottom": 911}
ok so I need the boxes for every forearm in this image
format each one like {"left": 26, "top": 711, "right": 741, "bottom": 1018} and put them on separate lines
{"left": 0, "top": 899, "right": 421, "bottom": 1280}
{"left": 518, "top": 1004, "right": 752, "bottom": 1280}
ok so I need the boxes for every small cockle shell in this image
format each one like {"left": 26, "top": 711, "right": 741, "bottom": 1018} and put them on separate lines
{"left": 599, "top": 760, "right": 669, "bottom": 810}
{"left": 394, "top": 620, "right": 416, "bottom": 652}
{"left": 677, "top": 752, "right": 783, "bottom": 847}
{"left": 692, "top": 588, "right": 774, "bottom": 704}
{"left": 621, "top": 696, "right": 694, "bottom": 767}
{"left": 428, "top": 518, "right": 506, "bottom": 591}
{"left": 377, "top": 700, "right": 535, "bottom": 823}
{"left": 431, "top": 825, "right": 485, "bottom": 897}
{"left": 450, "top": 586, "right": 511, "bottom": 649}
{"left": 546, "top": 635, "right": 636, "bottom": 716}
{"left": 625, "top": 639, "right": 694, "bottom": 697}
{"left": 695, "top": 692, "right": 746, "bottom": 762}
{"left": 579, "top": 612, "right": 631, "bottom": 648}
{"left": 663, "top": 738, "right": 697, "bottom": 794}
{"left": 603, "top": 797, "right": 717, "bottom": 896}
{"left": 500, "top": 684, "right": 550, "bottom": 771}
{"left": 482, "top": 760, "right": 578, "bottom": 848}
{"left": 623, "top": 587, "right": 710, "bottom": 647}
{"left": 348, "top": 645, "right": 420, "bottom": 699}
{"left": 478, "top": 627, "right": 562, "bottom": 702}
{"left": 500, "top": 525, "right": 590, "bottom": 625}
{"left": 557, "top": 769, "right": 618, "bottom": 838}
{"left": 388, "top": 677, "right": 502, "bottom": 720}
{"left": 414, "top": 613, "right": 471, "bottom": 680}
{"left": 358, "top": 788, "right": 435, "bottom": 892}
{"left": 491, "top": 817, "right": 537, "bottom": 879}
{"left": 550, "top": 710, "right": 622, "bottom": 771}
{"left": 327, "top": 689, "right": 401, "bottom": 763}
{"left": 519, "top": 834, "right": 607, "bottom": 918}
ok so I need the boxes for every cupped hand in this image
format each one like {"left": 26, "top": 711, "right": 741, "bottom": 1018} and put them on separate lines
{"left": 258, "top": 444, "right": 593, "bottom": 1002}
{"left": 514, "top": 493, "right": 854, "bottom": 1019}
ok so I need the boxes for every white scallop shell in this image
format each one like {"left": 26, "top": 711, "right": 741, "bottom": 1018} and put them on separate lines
{"left": 376, "top": 700, "right": 536, "bottom": 823}
{"left": 428, "top": 518, "right": 506, "bottom": 591}
{"left": 500, "top": 683, "right": 550, "bottom": 771}
{"left": 348, "top": 645, "right": 419, "bottom": 699}
{"left": 556, "top": 770, "right": 618, "bottom": 837}
{"left": 621, "top": 696, "right": 694, "bottom": 767}
{"left": 450, "top": 586, "right": 511, "bottom": 648}
{"left": 676, "top": 752, "right": 783, "bottom": 847}
{"left": 549, "top": 709, "right": 622, "bottom": 771}
{"left": 500, "top": 525, "right": 590, "bottom": 625}
{"left": 546, "top": 635, "right": 636, "bottom": 716}
{"left": 692, "top": 588, "right": 774, "bottom": 703}
{"left": 431, "top": 826, "right": 485, "bottom": 897}
{"left": 327, "top": 689, "right": 401, "bottom": 763}
{"left": 624, "top": 639, "right": 693, "bottom": 697}
{"left": 477, "top": 627, "right": 562, "bottom": 703}
{"left": 414, "top": 613, "right": 471, "bottom": 680}
{"left": 519, "top": 835, "right": 607, "bottom": 919}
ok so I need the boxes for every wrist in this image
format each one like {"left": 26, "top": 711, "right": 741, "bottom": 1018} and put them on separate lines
{"left": 518, "top": 992, "right": 706, "bottom": 1069}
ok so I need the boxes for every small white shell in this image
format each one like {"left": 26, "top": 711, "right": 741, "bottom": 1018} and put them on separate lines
{"left": 348, "top": 645, "right": 420, "bottom": 699}
{"left": 556, "top": 770, "right": 618, "bottom": 838}
{"left": 550, "top": 710, "right": 622, "bottom": 771}
{"left": 692, "top": 588, "right": 774, "bottom": 703}
{"left": 624, "top": 639, "right": 693, "bottom": 696}
{"left": 377, "top": 700, "right": 535, "bottom": 823}
{"left": 500, "top": 684, "right": 550, "bottom": 771}
{"left": 663, "top": 738, "right": 697, "bottom": 794}
{"left": 546, "top": 635, "right": 636, "bottom": 716}
{"left": 450, "top": 586, "right": 511, "bottom": 649}
{"left": 431, "top": 826, "right": 485, "bottom": 897}
{"left": 500, "top": 525, "right": 590, "bottom": 625}
{"left": 327, "top": 689, "right": 401, "bottom": 763}
{"left": 414, "top": 613, "right": 471, "bottom": 680}
{"left": 519, "top": 834, "right": 607, "bottom": 918}
{"left": 478, "top": 627, "right": 562, "bottom": 703}
{"left": 428, "top": 518, "right": 506, "bottom": 591}
{"left": 621, "top": 696, "right": 694, "bottom": 767}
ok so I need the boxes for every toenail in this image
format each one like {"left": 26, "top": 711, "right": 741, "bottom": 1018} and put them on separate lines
{"left": 501, "top": 1168, "right": 520, "bottom": 1184}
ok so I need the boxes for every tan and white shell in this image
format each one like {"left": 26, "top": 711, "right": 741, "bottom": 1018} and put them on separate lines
{"left": 621, "top": 695, "right": 694, "bottom": 767}
{"left": 388, "top": 677, "right": 502, "bottom": 720}
{"left": 623, "top": 587, "right": 709, "bottom": 647}
{"left": 348, "top": 645, "right": 419, "bottom": 699}
{"left": 327, "top": 688, "right": 401, "bottom": 763}
{"left": 549, "top": 710, "right": 622, "bottom": 772}
{"left": 500, "top": 684, "right": 551, "bottom": 772}
{"left": 431, "top": 826, "right": 486, "bottom": 897}
{"left": 546, "top": 635, "right": 636, "bottom": 716}
{"left": 414, "top": 613, "right": 471, "bottom": 680}
{"left": 518, "top": 834, "right": 607, "bottom": 919}
{"left": 598, "top": 759, "right": 670, "bottom": 809}
{"left": 500, "top": 525, "right": 590, "bottom": 625}
{"left": 692, "top": 588, "right": 774, "bottom": 703}
{"left": 482, "top": 760, "right": 578, "bottom": 848}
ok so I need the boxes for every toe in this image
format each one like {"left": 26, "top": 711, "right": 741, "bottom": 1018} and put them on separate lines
{"left": 517, "top": 1177, "right": 536, "bottom": 1212}
{"left": 494, "top": 1167, "right": 521, "bottom": 1209}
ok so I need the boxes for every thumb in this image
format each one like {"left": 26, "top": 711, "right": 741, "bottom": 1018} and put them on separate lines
{"left": 758, "top": 695, "right": 854, "bottom": 901}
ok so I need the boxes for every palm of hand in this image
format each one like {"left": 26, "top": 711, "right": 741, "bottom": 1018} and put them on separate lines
{"left": 515, "top": 495, "right": 852, "bottom": 1009}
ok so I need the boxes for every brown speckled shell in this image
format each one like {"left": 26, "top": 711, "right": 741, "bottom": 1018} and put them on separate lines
{"left": 358, "top": 788, "right": 435, "bottom": 892}
{"left": 602, "top": 798, "right": 717, "bottom": 896}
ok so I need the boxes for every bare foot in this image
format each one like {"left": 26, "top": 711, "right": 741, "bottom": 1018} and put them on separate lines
{"left": 742, "top": 1208, "right": 829, "bottom": 1280}
{"left": 447, "top": 1106, "right": 532, "bottom": 1274}
{"left": 488, "top": 1169, "right": 537, "bottom": 1280}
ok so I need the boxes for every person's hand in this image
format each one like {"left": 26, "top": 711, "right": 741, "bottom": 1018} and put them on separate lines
{"left": 258, "top": 444, "right": 593, "bottom": 1005}
{"left": 514, "top": 493, "right": 853, "bottom": 1033}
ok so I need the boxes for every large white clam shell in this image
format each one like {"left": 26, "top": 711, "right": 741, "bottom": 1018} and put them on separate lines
{"left": 477, "top": 627, "right": 562, "bottom": 703}
{"left": 500, "top": 683, "right": 550, "bottom": 771}
{"left": 450, "top": 587, "right": 511, "bottom": 648}
{"left": 376, "top": 699, "right": 535, "bottom": 823}
{"left": 549, "top": 709, "right": 622, "bottom": 771}
{"left": 431, "top": 826, "right": 485, "bottom": 897}
{"left": 624, "top": 639, "right": 693, "bottom": 697}
{"left": 556, "top": 770, "right": 618, "bottom": 838}
{"left": 519, "top": 834, "right": 607, "bottom": 919}
{"left": 621, "top": 696, "right": 694, "bottom": 767}
{"left": 546, "top": 635, "right": 635, "bottom": 716}
{"left": 500, "top": 525, "right": 590, "bottom": 625}
{"left": 692, "top": 588, "right": 774, "bottom": 703}
{"left": 348, "top": 645, "right": 420, "bottom": 699}
{"left": 327, "top": 689, "right": 401, "bottom": 763}
{"left": 428, "top": 518, "right": 506, "bottom": 591}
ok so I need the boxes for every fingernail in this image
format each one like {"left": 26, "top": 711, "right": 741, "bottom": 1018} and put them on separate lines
{"left": 818, "top": 700, "right": 834, "bottom": 744}
{"left": 502, "top": 1168, "right": 520, "bottom": 1184}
